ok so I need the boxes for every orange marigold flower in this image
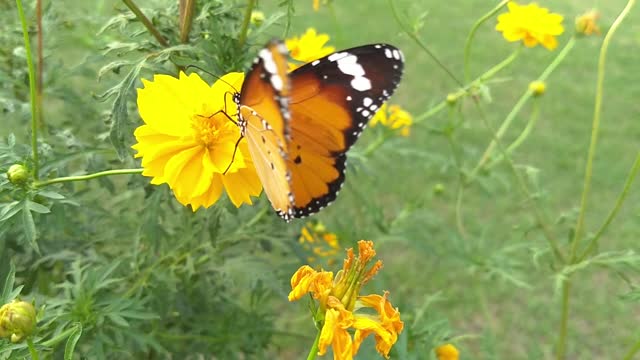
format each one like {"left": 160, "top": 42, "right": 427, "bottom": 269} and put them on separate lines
{"left": 289, "top": 240, "right": 403, "bottom": 360}
{"left": 496, "top": 2, "right": 564, "bottom": 50}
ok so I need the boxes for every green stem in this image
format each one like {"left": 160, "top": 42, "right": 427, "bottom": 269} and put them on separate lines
{"left": 471, "top": 38, "right": 576, "bottom": 179}
{"left": 122, "top": 0, "right": 170, "bottom": 47}
{"left": 179, "top": 0, "right": 196, "bottom": 43}
{"left": 362, "top": 133, "right": 391, "bottom": 157}
{"left": 463, "top": 0, "right": 509, "bottom": 81}
{"left": 556, "top": 280, "right": 571, "bottom": 360}
{"left": 414, "top": 50, "right": 519, "bottom": 125}
{"left": 34, "top": 169, "right": 143, "bottom": 187}
{"left": 485, "top": 100, "right": 540, "bottom": 170}
{"left": 27, "top": 338, "right": 39, "bottom": 360}
{"left": 238, "top": 0, "right": 256, "bottom": 48}
{"left": 622, "top": 335, "right": 640, "bottom": 360}
{"left": 473, "top": 101, "right": 564, "bottom": 263}
{"left": 305, "top": 327, "right": 322, "bottom": 360}
{"left": 569, "top": 0, "right": 635, "bottom": 261}
{"left": 36, "top": 0, "right": 44, "bottom": 129}
{"left": 388, "top": 0, "right": 461, "bottom": 86}
{"left": 577, "top": 151, "right": 640, "bottom": 262}
{"left": 16, "top": 0, "right": 40, "bottom": 180}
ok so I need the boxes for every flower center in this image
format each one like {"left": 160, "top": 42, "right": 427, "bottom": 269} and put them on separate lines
{"left": 192, "top": 114, "right": 226, "bottom": 147}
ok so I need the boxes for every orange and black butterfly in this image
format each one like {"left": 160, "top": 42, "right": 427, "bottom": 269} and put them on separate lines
{"left": 235, "top": 40, "right": 404, "bottom": 222}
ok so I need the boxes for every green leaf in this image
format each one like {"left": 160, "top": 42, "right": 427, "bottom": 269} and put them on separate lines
{"left": 0, "top": 201, "right": 21, "bottom": 222}
{"left": 1, "top": 262, "right": 15, "bottom": 303}
{"left": 26, "top": 200, "right": 51, "bottom": 214}
{"left": 64, "top": 323, "right": 83, "bottom": 360}
{"left": 37, "top": 190, "right": 65, "bottom": 200}
{"left": 21, "top": 201, "right": 39, "bottom": 253}
{"left": 107, "top": 61, "right": 145, "bottom": 160}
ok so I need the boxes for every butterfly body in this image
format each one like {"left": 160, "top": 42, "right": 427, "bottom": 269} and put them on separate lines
{"left": 236, "top": 40, "right": 404, "bottom": 221}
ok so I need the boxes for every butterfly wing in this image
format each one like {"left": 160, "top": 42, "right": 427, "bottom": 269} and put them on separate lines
{"left": 238, "top": 40, "right": 295, "bottom": 220}
{"left": 287, "top": 44, "right": 404, "bottom": 218}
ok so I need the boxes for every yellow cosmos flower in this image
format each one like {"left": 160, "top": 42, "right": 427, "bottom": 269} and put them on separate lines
{"left": 133, "top": 72, "right": 262, "bottom": 210}
{"left": 496, "top": 2, "right": 564, "bottom": 50}
{"left": 435, "top": 343, "right": 460, "bottom": 360}
{"left": 299, "top": 221, "right": 341, "bottom": 266}
{"left": 289, "top": 240, "right": 403, "bottom": 360}
{"left": 286, "top": 28, "right": 335, "bottom": 71}
{"left": 371, "top": 103, "right": 413, "bottom": 137}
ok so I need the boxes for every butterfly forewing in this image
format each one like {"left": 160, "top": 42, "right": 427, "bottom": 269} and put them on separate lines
{"left": 287, "top": 44, "right": 404, "bottom": 217}
{"left": 237, "top": 40, "right": 295, "bottom": 220}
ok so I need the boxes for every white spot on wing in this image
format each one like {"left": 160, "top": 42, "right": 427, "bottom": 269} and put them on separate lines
{"left": 384, "top": 48, "right": 392, "bottom": 58}
{"left": 392, "top": 49, "right": 400, "bottom": 60}
{"left": 363, "top": 97, "right": 373, "bottom": 107}
{"left": 328, "top": 52, "right": 346, "bottom": 62}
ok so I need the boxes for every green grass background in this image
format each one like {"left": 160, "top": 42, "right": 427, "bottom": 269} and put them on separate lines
{"left": 2, "top": 0, "right": 640, "bottom": 358}
{"left": 274, "top": 0, "right": 640, "bottom": 358}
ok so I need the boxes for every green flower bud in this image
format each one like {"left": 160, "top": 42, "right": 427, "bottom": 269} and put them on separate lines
{"left": 7, "top": 164, "right": 29, "bottom": 185}
{"left": 433, "top": 183, "right": 445, "bottom": 195}
{"left": 0, "top": 300, "right": 37, "bottom": 343}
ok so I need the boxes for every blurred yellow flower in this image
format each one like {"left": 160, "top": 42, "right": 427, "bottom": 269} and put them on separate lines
{"left": 496, "top": 2, "right": 564, "bottom": 50}
{"left": 289, "top": 240, "right": 403, "bottom": 360}
{"left": 313, "top": 0, "right": 320, "bottom": 11}
{"left": 133, "top": 72, "right": 262, "bottom": 210}
{"left": 528, "top": 80, "right": 546, "bottom": 96}
{"left": 435, "top": 343, "right": 460, "bottom": 360}
{"left": 286, "top": 28, "right": 335, "bottom": 71}
{"left": 575, "top": 9, "right": 600, "bottom": 36}
{"left": 371, "top": 103, "right": 413, "bottom": 137}
{"left": 299, "top": 221, "right": 341, "bottom": 266}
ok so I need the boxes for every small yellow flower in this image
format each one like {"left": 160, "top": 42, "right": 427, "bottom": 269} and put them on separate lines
{"left": 496, "top": 2, "right": 564, "bottom": 50}
{"left": 133, "top": 72, "right": 262, "bottom": 210}
{"left": 575, "top": 10, "right": 600, "bottom": 36}
{"left": 313, "top": 0, "right": 320, "bottom": 11}
{"left": 371, "top": 103, "right": 413, "bottom": 137}
{"left": 528, "top": 80, "right": 546, "bottom": 96}
{"left": 299, "top": 221, "right": 342, "bottom": 266}
{"left": 435, "top": 343, "right": 460, "bottom": 360}
{"left": 289, "top": 240, "right": 403, "bottom": 360}
{"left": 0, "top": 300, "right": 37, "bottom": 343}
{"left": 285, "top": 28, "right": 335, "bottom": 71}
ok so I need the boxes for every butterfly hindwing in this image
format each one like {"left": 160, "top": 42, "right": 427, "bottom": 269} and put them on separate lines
{"left": 287, "top": 44, "right": 404, "bottom": 217}
{"left": 237, "top": 40, "right": 295, "bottom": 220}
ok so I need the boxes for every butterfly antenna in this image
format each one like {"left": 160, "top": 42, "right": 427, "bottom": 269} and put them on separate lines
{"left": 223, "top": 135, "right": 245, "bottom": 175}
{"left": 184, "top": 64, "right": 240, "bottom": 93}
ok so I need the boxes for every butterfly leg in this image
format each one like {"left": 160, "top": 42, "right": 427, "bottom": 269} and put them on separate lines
{"left": 223, "top": 135, "right": 245, "bottom": 175}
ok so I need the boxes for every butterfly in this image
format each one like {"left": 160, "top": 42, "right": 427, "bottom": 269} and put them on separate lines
{"left": 234, "top": 40, "right": 404, "bottom": 222}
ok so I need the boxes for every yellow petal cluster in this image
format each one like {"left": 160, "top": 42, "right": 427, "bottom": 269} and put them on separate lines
{"left": 371, "top": 103, "right": 413, "bottom": 137}
{"left": 133, "top": 72, "right": 262, "bottom": 210}
{"left": 496, "top": 2, "right": 564, "bottom": 50}
{"left": 289, "top": 240, "right": 403, "bottom": 360}
{"left": 299, "top": 221, "right": 341, "bottom": 265}
{"left": 286, "top": 28, "right": 335, "bottom": 71}
{"left": 575, "top": 9, "right": 600, "bottom": 36}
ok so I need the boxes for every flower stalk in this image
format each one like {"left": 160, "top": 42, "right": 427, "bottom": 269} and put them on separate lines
{"left": 34, "top": 169, "right": 143, "bottom": 187}
{"left": 463, "top": 0, "right": 509, "bottom": 81}
{"left": 557, "top": 1, "right": 636, "bottom": 359}
{"left": 16, "top": 0, "right": 40, "bottom": 180}
{"left": 305, "top": 328, "right": 321, "bottom": 360}
{"left": 179, "top": 0, "right": 196, "bottom": 43}
{"left": 122, "top": 0, "right": 170, "bottom": 47}
{"left": 470, "top": 37, "right": 576, "bottom": 179}
{"left": 238, "top": 0, "right": 256, "bottom": 47}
